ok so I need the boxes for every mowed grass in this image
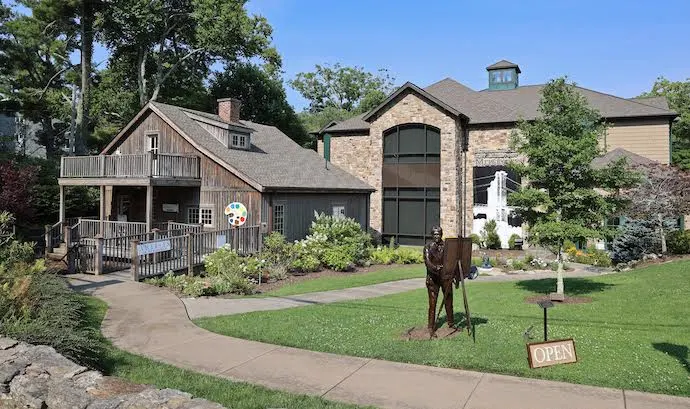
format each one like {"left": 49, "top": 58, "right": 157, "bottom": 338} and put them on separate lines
{"left": 196, "top": 261, "right": 690, "bottom": 396}
{"left": 263, "top": 264, "right": 425, "bottom": 297}
{"left": 83, "top": 297, "right": 369, "bottom": 409}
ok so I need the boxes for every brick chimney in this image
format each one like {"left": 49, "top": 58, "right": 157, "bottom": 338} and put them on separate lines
{"left": 217, "top": 98, "right": 242, "bottom": 123}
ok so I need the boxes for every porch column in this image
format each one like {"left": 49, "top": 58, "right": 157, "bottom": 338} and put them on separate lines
{"left": 146, "top": 184, "right": 153, "bottom": 232}
{"left": 59, "top": 185, "right": 65, "bottom": 224}
{"left": 99, "top": 185, "right": 105, "bottom": 235}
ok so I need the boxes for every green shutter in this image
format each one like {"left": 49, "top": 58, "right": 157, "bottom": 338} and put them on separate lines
{"left": 323, "top": 134, "right": 331, "bottom": 162}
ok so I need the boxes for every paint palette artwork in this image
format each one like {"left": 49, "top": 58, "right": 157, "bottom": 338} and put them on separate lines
{"left": 224, "top": 202, "right": 247, "bottom": 227}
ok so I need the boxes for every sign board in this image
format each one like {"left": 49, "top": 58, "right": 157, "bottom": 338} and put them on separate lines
{"left": 137, "top": 239, "right": 172, "bottom": 256}
{"left": 216, "top": 234, "right": 227, "bottom": 249}
{"left": 162, "top": 203, "right": 179, "bottom": 213}
{"left": 527, "top": 339, "right": 578, "bottom": 369}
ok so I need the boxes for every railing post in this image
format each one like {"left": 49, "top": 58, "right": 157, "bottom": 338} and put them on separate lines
{"left": 63, "top": 225, "right": 71, "bottom": 245}
{"left": 95, "top": 234, "right": 104, "bottom": 275}
{"left": 60, "top": 156, "right": 65, "bottom": 178}
{"left": 152, "top": 229, "right": 160, "bottom": 264}
{"left": 44, "top": 225, "right": 51, "bottom": 256}
{"left": 131, "top": 239, "right": 140, "bottom": 281}
{"left": 99, "top": 155, "right": 106, "bottom": 176}
{"left": 187, "top": 232, "right": 194, "bottom": 277}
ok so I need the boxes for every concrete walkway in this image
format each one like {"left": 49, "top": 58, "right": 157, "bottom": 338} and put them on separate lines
{"left": 69, "top": 273, "right": 690, "bottom": 409}
{"left": 184, "top": 267, "right": 610, "bottom": 319}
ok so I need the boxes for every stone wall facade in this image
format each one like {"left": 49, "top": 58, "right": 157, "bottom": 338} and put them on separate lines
{"left": 0, "top": 337, "right": 225, "bottom": 409}
{"left": 368, "top": 91, "right": 462, "bottom": 237}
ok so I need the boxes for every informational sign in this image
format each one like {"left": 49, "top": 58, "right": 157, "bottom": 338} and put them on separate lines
{"left": 224, "top": 202, "right": 248, "bottom": 227}
{"left": 216, "top": 234, "right": 227, "bottom": 249}
{"left": 137, "top": 239, "right": 172, "bottom": 256}
{"left": 527, "top": 339, "right": 578, "bottom": 369}
{"left": 162, "top": 203, "right": 179, "bottom": 213}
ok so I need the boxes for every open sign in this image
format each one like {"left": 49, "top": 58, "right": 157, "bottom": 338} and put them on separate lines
{"left": 527, "top": 339, "right": 578, "bottom": 369}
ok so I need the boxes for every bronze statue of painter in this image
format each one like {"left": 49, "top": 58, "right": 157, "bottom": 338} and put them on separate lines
{"left": 423, "top": 226, "right": 454, "bottom": 334}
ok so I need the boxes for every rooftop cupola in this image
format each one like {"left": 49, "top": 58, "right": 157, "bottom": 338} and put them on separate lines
{"left": 486, "top": 60, "right": 521, "bottom": 90}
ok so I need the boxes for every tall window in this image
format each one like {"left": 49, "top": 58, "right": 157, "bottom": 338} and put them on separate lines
{"left": 273, "top": 203, "right": 285, "bottom": 235}
{"left": 382, "top": 124, "right": 441, "bottom": 245}
{"left": 147, "top": 132, "right": 159, "bottom": 155}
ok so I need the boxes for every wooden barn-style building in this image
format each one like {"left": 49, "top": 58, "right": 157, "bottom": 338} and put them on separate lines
{"left": 56, "top": 98, "right": 373, "bottom": 243}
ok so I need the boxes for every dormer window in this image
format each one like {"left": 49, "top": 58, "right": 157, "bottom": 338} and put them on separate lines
{"left": 231, "top": 133, "right": 250, "bottom": 149}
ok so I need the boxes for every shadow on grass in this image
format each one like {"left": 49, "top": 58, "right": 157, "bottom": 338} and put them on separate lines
{"left": 514, "top": 278, "right": 614, "bottom": 296}
{"left": 438, "top": 312, "right": 489, "bottom": 329}
{"left": 653, "top": 342, "right": 690, "bottom": 375}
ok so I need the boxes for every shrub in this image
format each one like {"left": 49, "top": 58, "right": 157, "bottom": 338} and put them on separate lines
{"left": 203, "top": 247, "right": 242, "bottom": 276}
{"left": 508, "top": 259, "right": 525, "bottom": 270}
{"left": 0, "top": 240, "right": 35, "bottom": 267}
{"left": 370, "top": 245, "right": 396, "bottom": 265}
{"left": 321, "top": 245, "right": 355, "bottom": 271}
{"left": 481, "top": 220, "right": 502, "bottom": 249}
{"left": 469, "top": 233, "right": 482, "bottom": 247}
{"left": 667, "top": 230, "right": 690, "bottom": 255}
{"left": 508, "top": 234, "right": 521, "bottom": 250}
{"left": 611, "top": 219, "right": 660, "bottom": 263}
{"left": 302, "top": 212, "right": 372, "bottom": 269}
{"left": 573, "top": 247, "right": 612, "bottom": 267}
{"left": 262, "top": 232, "right": 292, "bottom": 264}
{"left": 394, "top": 247, "right": 424, "bottom": 264}
{"left": 147, "top": 272, "right": 254, "bottom": 297}
{"left": 471, "top": 256, "right": 495, "bottom": 267}
{"left": 290, "top": 252, "right": 321, "bottom": 273}
{"left": 0, "top": 260, "right": 104, "bottom": 368}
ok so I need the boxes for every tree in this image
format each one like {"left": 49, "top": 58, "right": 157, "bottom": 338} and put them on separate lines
{"left": 508, "top": 78, "right": 638, "bottom": 296}
{"left": 0, "top": 160, "right": 38, "bottom": 221}
{"left": 619, "top": 163, "right": 690, "bottom": 254}
{"left": 100, "top": 0, "right": 280, "bottom": 107}
{"left": 638, "top": 78, "right": 690, "bottom": 170}
{"left": 210, "top": 64, "right": 308, "bottom": 146}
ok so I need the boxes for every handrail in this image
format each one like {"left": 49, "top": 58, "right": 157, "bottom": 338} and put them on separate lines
{"left": 61, "top": 153, "right": 200, "bottom": 179}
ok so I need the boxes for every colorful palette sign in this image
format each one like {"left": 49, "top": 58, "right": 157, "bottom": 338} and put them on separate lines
{"left": 224, "top": 202, "right": 247, "bottom": 227}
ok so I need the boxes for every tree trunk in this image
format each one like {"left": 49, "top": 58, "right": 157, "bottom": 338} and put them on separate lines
{"left": 75, "top": 0, "right": 93, "bottom": 155}
{"left": 137, "top": 48, "right": 148, "bottom": 107}
{"left": 658, "top": 213, "right": 667, "bottom": 254}
{"left": 556, "top": 245, "right": 564, "bottom": 295}
{"left": 69, "top": 85, "right": 78, "bottom": 155}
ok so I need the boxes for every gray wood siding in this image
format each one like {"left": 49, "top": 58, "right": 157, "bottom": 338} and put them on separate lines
{"left": 200, "top": 189, "right": 262, "bottom": 230}
{"left": 270, "top": 192, "right": 369, "bottom": 241}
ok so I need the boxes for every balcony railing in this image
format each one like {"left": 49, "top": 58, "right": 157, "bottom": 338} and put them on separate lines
{"left": 60, "top": 153, "right": 200, "bottom": 179}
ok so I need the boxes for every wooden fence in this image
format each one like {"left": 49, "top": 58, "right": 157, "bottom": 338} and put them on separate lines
{"left": 132, "top": 225, "right": 261, "bottom": 280}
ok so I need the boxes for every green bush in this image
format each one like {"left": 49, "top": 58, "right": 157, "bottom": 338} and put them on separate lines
{"left": 508, "top": 234, "right": 521, "bottom": 250}
{"left": 290, "top": 252, "right": 321, "bottom": 273}
{"left": 262, "top": 232, "right": 293, "bottom": 264}
{"left": 203, "top": 247, "right": 242, "bottom": 276}
{"left": 369, "top": 245, "right": 396, "bottom": 265}
{"left": 147, "top": 272, "right": 254, "bottom": 297}
{"left": 469, "top": 233, "right": 482, "bottom": 247}
{"left": 302, "top": 213, "right": 372, "bottom": 270}
{"left": 471, "top": 256, "right": 495, "bottom": 267}
{"left": 667, "top": 230, "right": 690, "bottom": 254}
{"left": 394, "top": 247, "right": 424, "bottom": 264}
{"left": 0, "top": 260, "right": 104, "bottom": 368}
{"left": 572, "top": 247, "right": 612, "bottom": 267}
{"left": 321, "top": 245, "right": 355, "bottom": 271}
{"left": 481, "top": 220, "right": 502, "bottom": 250}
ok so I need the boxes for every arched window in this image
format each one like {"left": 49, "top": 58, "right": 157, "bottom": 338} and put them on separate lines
{"left": 382, "top": 124, "right": 441, "bottom": 245}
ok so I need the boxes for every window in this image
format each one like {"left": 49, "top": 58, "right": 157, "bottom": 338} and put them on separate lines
{"left": 147, "top": 132, "right": 159, "bottom": 155}
{"left": 273, "top": 204, "right": 285, "bottom": 235}
{"left": 231, "top": 133, "right": 249, "bottom": 149}
{"left": 200, "top": 208, "right": 213, "bottom": 226}
{"left": 187, "top": 207, "right": 199, "bottom": 224}
{"left": 188, "top": 206, "right": 213, "bottom": 226}
{"left": 332, "top": 205, "right": 345, "bottom": 219}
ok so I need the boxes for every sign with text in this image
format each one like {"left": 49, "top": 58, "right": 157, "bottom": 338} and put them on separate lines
{"left": 137, "top": 239, "right": 172, "bottom": 256}
{"left": 527, "top": 339, "right": 578, "bottom": 369}
{"left": 162, "top": 203, "right": 179, "bottom": 213}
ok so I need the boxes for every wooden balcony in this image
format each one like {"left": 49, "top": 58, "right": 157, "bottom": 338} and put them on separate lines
{"left": 59, "top": 153, "right": 201, "bottom": 186}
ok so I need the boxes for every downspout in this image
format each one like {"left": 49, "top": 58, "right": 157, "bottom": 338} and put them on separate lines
{"left": 669, "top": 118, "right": 673, "bottom": 165}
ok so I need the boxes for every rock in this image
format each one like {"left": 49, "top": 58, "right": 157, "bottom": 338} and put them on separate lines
{"left": 73, "top": 371, "right": 103, "bottom": 390}
{"left": 9, "top": 374, "right": 49, "bottom": 409}
{"left": 0, "top": 338, "right": 18, "bottom": 351}
{"left": 0, "top": 360, "right": 28, "bottom": 393}
{"left": 19, "top": 345, "right": 87, "bottom": 379}
{"left": 45, "top": 380, "right": 93, "bottom": 409}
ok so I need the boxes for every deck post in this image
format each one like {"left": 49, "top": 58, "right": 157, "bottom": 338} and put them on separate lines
{"left": 99, "top": 185, "right": 105, "bottom": 235}
{"left": 95, "top": 234, "right": 104, "bottom": 275}
{"left": 59, "top": 185, "right": 65, "bottom": 224}
{"left": 131, "top": 239, "right": 140, "bottom": 281}
{"left": 44, "top": 225, "right": 51, "bottom": 256}
{"left": 187, "top": 232, "right": 194, "bottom": 277}
{"left": 145, "top": 184, "right": 153, "bottom": 232}
{"left": 152, "top": 229, "right": 160, "bottom": 264}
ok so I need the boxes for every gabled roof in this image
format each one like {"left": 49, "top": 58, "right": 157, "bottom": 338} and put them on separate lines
{"left": 362, "top": 82, "right": 469, "bottom": 122}
{"left": 321, "top": 77, "right": 676, "bottom": 134}
{"left": 486, "top": 60, "right": 521, "bottom": 73}
{"left": 104, "top": 102, "right": 374, "bottom": 192}
{"left": 591, "top": 147, "right": 657, "bottom": 169}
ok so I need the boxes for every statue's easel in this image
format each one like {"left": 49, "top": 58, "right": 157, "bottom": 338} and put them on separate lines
{"left": 443, "top": 238, "right": 473, "bottom": 336}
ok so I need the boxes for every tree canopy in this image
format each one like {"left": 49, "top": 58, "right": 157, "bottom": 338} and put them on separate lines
{"left": 638, "top": 77, "right": 690, "bottom": 170}
{"left": 509, "top": 78, "right": 638, "bottom": 295}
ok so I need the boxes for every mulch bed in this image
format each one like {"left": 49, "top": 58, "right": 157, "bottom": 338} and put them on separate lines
{"left": 525, "top": 295, "right": 593, "bottom": 304}
{"left": 401, "top": 326, "right": 464, "bottom": 341}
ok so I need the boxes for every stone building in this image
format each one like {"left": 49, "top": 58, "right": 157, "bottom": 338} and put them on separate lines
{"left": 316, "top": 60, "right": 677, "bottom": 246}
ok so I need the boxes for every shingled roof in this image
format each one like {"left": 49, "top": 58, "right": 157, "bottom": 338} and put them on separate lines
{"left": 321, "top": 76, "right": 676, "bottom": 133}
{"left": 108, "top": 102, "right": 373, "bottom": 192}
{"left": 591, "top": 147, "right": 657, "bottom": 169}
{"left": 486, "top": 59, "right": 521, "bottom": 73}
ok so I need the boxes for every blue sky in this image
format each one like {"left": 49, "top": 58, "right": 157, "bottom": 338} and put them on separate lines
{"left": 24, "top": 0, "right": 690, "bottom": 112}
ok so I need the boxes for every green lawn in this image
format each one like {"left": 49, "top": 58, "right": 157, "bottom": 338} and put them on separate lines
{"left": 83, "top": 297, "right": 369, "bottom": 409}
{"left": 196, "top": 261, "right": 690, "bottom": 397}
{"left": 263, "top": 264, "right": 425, "bottom": 297}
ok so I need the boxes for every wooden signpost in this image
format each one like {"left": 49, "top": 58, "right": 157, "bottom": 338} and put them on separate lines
{"left": 527, "top": 338, "right": 578, "bottom": 369}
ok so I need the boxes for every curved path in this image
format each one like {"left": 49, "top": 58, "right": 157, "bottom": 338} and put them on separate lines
{"left": 69, "top": 273, "right": 690, "bottom": 409}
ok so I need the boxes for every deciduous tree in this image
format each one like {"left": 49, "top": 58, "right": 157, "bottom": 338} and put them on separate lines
{"left": 509, "top": 78, "right": 638, "bottom": 296}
